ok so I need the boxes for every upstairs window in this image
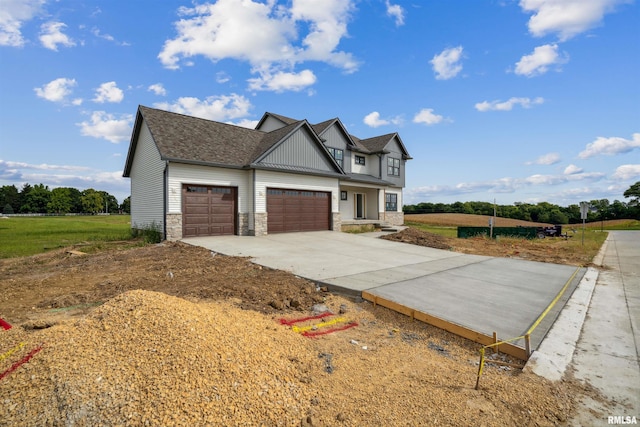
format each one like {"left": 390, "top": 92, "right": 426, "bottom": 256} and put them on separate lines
{"left": 387, "top": 157, "right": 400, "bottom": 176}
{"left": 355, "top": 155, "right": 365, "bottom": 165}
{"left": 328, "top": 147, "right": 344, "bottom": 168}
{"left": 385, "top": 193, "right": 397, "bottom": 211}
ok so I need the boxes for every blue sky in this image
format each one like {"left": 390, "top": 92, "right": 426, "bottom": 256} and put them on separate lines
{"left": 1, "top": 0, "right": 638, "bottom": 206}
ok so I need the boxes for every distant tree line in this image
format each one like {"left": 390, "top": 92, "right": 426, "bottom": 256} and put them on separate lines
{"left": 404, "top": 181, "right": 640, "bottom": 224}
{"left": 0, "top": 183, "right": 130, "bottom": 215}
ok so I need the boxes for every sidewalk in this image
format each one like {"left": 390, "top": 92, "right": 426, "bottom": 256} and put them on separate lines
{"left": 527, "top": 231, "right": 640, "bottom": 425}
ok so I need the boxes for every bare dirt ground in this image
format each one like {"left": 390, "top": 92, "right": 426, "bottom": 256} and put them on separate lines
{"left": 382, "top": 227, "right": 597, "bottom": 266}
{"left": 0, "top": 238, "right": 612, "bottom": 426}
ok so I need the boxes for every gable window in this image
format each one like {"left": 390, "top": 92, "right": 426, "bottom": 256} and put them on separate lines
{"left": 328, "top": 147, "right": 344, "bottom": 168}
{"left": 387, "top": 157, "right": 400, "bottom": 176}
{"left": 385, "top": 193, "right": 398, "bottom": 211}
{"left": 355, "top": 155, "right": 365, "bottom": 165}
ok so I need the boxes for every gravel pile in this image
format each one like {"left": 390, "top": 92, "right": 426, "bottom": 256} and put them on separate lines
{"left": 1, "top": 290, "right": 319, "bottom": 426}
{"left": 1, "top": 287, "right": 597, "bottom": 426}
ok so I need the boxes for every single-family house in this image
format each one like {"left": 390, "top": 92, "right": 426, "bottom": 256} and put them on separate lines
{"left": 123, "top": 106, "right": 411, "bottom": 240}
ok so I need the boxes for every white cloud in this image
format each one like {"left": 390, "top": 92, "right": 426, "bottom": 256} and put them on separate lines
{"left": 0, "top": 159, "right": 130, "bottom": 201}
{"left": 153, "top": 93, "right": 252, "bottom": 121}
{"left": 0, "top": 159, "right": 90, "bottom": 172}
{"left": 34, "top": 77, "right": 78, "bottom": 103}
{"left": 514, "top": 44, "right": 567, "bottom": 77}
{"left": 148, "top": 83, "right": 167, "bottom": 96}
{"left": 612, "top": 164, "right": 640, "bottom": 180}
{"left": 0, "top": 0, "right": 45, "bottom": 47}
{"left": 475, "top": 97, "right": 544, "bottom": 112}
{"left": 216, "top": 72, "right": 231, "bottom": 84}
{"left": 39, "top": 21, "right": 75, "bottom": 51}
{"left": 564, "top": 164, "right": 583, "bottom": 175}
{"left": 520, "top": 0, "right": 629, "bottom": 41}
{"left": 158, "top": 0, "right": 358, "bottom": 92}
{"left": 430, "top": 46, "right": 463, "bottom": 80}
{"left": 77, "top": 111, "right": 134, "bottom": 143}
{"left": 405, "top": 170, "right": 605, "bottom": 201}
{"left": 579, "top": 133, "right": 640, "bottom": 159}
{"left": 412, "top": 108, "right": 445, "bottom": 126}
{"left": 247, "top": 69, "right": 316, "bottom": 92}
{"left": 228, "top": 119, "right": 259, "bottom": 129}
{"left": 364, "top": 112, "right": 388, "bottom": 128}
{"left": 385, "top": 1, "right": 405, "bottom": 26}
{"left": 526, "top": 152, "right": 560, "bottom": 165}
{"left": 93, "top": 82, "right": 124, "bottom": 103}
{"left": 91, "top": 27, "right": 130, "bottom": 46}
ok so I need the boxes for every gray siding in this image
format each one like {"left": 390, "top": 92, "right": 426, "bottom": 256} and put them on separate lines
{"left": 260, "top": 128, "right": 334, "bottom": 172}
{"left": 129, "top": 120, "right": 165, "bottom": 233}
{"left": 257, "top": 116, "right": 287, "bottom": 132}
{"left": 382, "top": 137, "right": 406, "bottom": 187}
{"left": 321, "top": 124, "right": 351, "bottom": 173}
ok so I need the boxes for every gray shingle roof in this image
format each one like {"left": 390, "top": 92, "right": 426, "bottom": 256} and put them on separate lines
{"left": 124, "top": 106, "right": 410, "bottom": 178}
{"left": 138, "top": 105, "right": 265, "bottom": 167}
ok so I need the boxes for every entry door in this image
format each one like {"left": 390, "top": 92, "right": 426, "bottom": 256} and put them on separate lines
{"left": 355, "top": 193, "right": 366, "bottom": 219}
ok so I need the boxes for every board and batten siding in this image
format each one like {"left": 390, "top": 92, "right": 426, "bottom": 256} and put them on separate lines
{"left": 260, "top": 128, "right": 334, "bottom": 172}
{"left": 321, "top": 125, "right": 351, "bottom": 173}
{"left": 129, "top": 120, "right": 165, "bottom": 232}
{"left": 382, "top": 137, "right": 406, "bottom": 188}
{"left": 254, "top": 170, "right": 339, "bottom": 213}
{"left": 167, "top": 163, "right": 252, "bottom": 214}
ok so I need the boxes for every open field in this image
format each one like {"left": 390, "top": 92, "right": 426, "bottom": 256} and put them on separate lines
{"left": 406, "top": 213, "right": 552, "bottom": 228}
{"left": 0, "top": 215, "right": 133, "bottom": 258}
{"left": 399, "top": 213, "right": 608, "bottom": 266}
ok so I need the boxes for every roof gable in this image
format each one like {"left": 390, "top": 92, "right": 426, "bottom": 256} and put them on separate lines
{"left": 255, "top": 112, "right": 299, "bottom": 132}
{"left": 253, "top": 121, "right": 343, "bottom": 174}
{"left": 358, "top": 133, "right": 412, "bottom": 159}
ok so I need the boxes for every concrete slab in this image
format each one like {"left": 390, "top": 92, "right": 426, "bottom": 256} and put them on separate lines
{"left": 184, "top": 231, "right": 585, "bottom": 353}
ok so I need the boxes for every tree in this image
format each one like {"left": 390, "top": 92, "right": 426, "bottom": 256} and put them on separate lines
{"left": 98, "top": 191, "right": 119, "bottom": 213}
{"left": 81, "top": 189, "right": 104, "bottom": 214}
{"left": 47, "top": 187, "right": 73, "bottom": 214}
{"left": 20, "top": 183, "right": 50, "bottom": 213}
{"left": 624, "top": 181, "right": 640, "bottom": 206}
{"left": 120, "top": 196, "right": 131, "bottom": 214}
{"left": 0, "top": 185, "right": 19, "bottom": 213}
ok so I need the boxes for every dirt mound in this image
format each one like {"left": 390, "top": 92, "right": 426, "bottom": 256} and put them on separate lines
{"left": 381, "top": 227, "right": 451, "bottom": 250}
{"left": 1, "top": 290, "right": 319, "bottom": 425}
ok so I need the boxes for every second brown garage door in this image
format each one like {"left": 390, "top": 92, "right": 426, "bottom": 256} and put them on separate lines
{"left": 267, "top": 188, "right": 330, "bottom": 233}
{"left": 182, "top": 185, "right": 236, "bottom": 237}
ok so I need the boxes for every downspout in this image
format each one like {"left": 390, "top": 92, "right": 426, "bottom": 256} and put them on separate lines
{"left": 163, "top": 161, "right": 168, "bottom": 240}
{"left": 252, "top": 168, "right": 256, "bottom": 236}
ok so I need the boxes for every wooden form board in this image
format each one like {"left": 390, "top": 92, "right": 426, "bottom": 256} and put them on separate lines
{"left": 362, "top": 291, "right": 528, "bottom": 361}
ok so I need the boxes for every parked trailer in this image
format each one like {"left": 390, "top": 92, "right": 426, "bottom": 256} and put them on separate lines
{"left": 535, "top": 225, "right": 564, "bottom": 239}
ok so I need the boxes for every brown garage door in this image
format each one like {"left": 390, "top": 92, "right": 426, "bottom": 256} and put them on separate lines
{"left": 182, "top": 185, "right": 236, "bottom": 237}
{"left": 267, "top": 188, "right": 330, "bottom": 233}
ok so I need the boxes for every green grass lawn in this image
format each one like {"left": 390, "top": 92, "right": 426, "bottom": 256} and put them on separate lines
{"left": 404, "top": 221, "right": 458, "bottom": 237}
{"left": 0, "top": 215, "right": 134, "bottom": 258}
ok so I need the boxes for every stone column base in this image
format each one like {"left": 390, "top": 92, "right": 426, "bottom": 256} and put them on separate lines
{"left": 332, "top": 212, "right": 341, "bottom": 231}
{"left": 166, "top": 213, "right": 183, "bottom": 241}
{"left": 254, "top": 212, "right": 268, "bottom": 236}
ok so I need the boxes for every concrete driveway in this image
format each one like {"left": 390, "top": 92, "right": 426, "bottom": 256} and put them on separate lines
{"left": 184, "top": 231, "right": 585, "bottom": 352}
